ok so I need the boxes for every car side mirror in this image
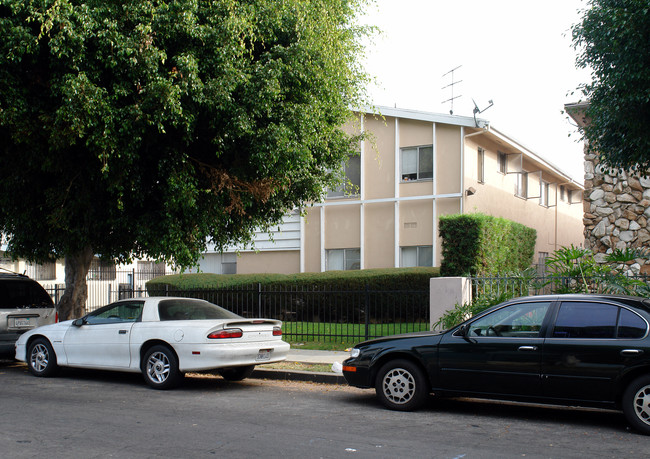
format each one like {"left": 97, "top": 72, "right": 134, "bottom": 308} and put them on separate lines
{"left": 457, "top": 323, "right": 469, "bottom": 338}
{"left": 72, "top": 318, "right": 85, "bottom": 327}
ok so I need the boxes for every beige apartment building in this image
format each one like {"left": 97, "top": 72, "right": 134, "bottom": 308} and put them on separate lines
{"left": 197, "top": 106, "right": 585, "bottom": 274}
{"left": 4, "top": 106, "right": 585, "bottom": 282}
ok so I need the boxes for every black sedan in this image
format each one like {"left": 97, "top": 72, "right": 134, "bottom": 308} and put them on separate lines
{"left": 342, "top": 294, "right": 650, "bottom": 434}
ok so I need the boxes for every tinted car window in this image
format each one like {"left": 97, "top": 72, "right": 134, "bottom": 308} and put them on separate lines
{"left": 0, "top": 280, "right": 53, "bottom": 308}
{"left": 553, "top": 302, "right": 618, "bottom": 339}
{"left": 468, "top": 301, "right": 551, "bottom": 337}
{"left": 618, "top": 308, "right": 647, "bottom": 339}
{"left": 158, "top": 299, "right": 241, "bottom": 321}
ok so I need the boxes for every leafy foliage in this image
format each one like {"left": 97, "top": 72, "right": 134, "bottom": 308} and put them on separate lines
{"left": 439, "top": 213, "right": 536, "bottom": 276}
{"left": 572, "top": 0, "right": 650, "bottom": 171}
{"left": 0, "top": 0, "right": 372, "bottom": 318}
{"left": 545, "top": 245, "right": 650, "bottom": 296}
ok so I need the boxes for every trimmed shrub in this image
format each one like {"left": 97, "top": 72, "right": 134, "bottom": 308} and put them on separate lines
{"left": 146, "top": 268, "right": 439, "bottom": 323}
{"left": 439, "top": 213, "right": 536, "bottom": 276}
{"left": 147, "top": 267, "right": 440, "bottom": 293}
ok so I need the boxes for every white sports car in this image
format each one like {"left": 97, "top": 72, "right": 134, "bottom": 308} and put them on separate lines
{"left": 15, "top": 297, "right": 290, "bottom": 389}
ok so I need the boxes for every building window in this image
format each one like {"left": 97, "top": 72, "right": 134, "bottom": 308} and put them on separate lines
{"left": 477, "top": 148, "right": 485, "bottom": 183}
{"left": 221, "top": 253, "right": 237, "bottom": 274}
{"left": 567, "top": 189, "right": 574, "bottom": 203}
{"left": 401, "top": 145, "right": 433, "bottom": 182}
{"left": 540, "top": 181, "right": 549, "bottom": 207}
{"left": 137, "top": 261, "right": 167, "bottom": 281}
{"left": 88, "top": 257, "right": 116, "bottom": 281}
{"left": 327, "top": 154, "right": 361, "bottom": 198}
{"left": 497, "top": 151, "right": 507, "bottom": 174}
{"left": 515, "top": 172, "right": 528, "bottom": 198}
{"left": 326, "top": 248, "right": 360, "bottom": 271}
{"left": 401, "top": 246, "right": 433, "bottom": 267}
{"left": 27, "top": 261, "right": 56, "bottom": 281}
{"left": 559, "top": 185, "right": 566, "bottom": 201}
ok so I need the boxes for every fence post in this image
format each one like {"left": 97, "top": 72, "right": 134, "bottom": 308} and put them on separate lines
{"left": 258, "top": 283, "right": 262, "bottom": 318}
{"left": 364, "top": 283, "right": 370, "bottom": 341}
{"left": 429, "top": 277, "right": 472, "bottom": 330}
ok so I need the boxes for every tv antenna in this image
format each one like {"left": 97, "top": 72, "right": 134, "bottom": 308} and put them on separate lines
{"left": 472, "top": 98, "right": 494, "bottom": 127}
{"left": 441, "top": 65, "right": 462, "bottom": 115}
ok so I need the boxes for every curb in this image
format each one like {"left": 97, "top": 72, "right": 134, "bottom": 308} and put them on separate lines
{"left": 251, "top": 367, "right": 346, "bottom": 385}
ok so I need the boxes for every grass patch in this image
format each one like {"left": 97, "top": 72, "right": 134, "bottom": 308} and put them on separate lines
{"left": 260, "top": 361, "right": 334, "bottom": 373}
{"left": 282, "top": 321, "right": 429, "bottom": 350}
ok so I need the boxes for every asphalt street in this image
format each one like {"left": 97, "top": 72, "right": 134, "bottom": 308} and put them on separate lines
{"left": 2, "top": 359, "right": 650, "bottom": 459}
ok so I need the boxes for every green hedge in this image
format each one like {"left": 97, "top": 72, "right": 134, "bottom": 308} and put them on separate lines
{"left": 146, "top": 267, "right": 440, "bottom": 293}
{"left": 439, "top": 213, "right": 536, "bottom": 276}
{"left": 146, "top": 268, "right": 439, "bottom": 323}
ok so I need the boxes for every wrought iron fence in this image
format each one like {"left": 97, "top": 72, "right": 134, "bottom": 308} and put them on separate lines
{"left": 471, "top": 274, "right": 650, "bottom": 299}
{"left": 43, "top": 279, "right": 430, "bottom": 344}
{"left": 160, "top": 284, "right": 430, "bottom": 344}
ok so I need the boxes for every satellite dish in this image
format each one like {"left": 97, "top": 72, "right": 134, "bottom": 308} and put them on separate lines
{"left": 472, "top": 99, "right": 494, "bottom": 127}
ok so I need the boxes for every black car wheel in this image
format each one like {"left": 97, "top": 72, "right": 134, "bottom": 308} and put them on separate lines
{"left": 623, "top": 375, "right": 650, "bottom": 435}
{"left": 375, "top": 359, "right": 428, "bottom": 411}
{"left": 142, "top": 345, "right": 183, "bottom": 390}
{"left": 27, "top": 338, "right": 58, "bottom": 377}
{"left": 218, "top": 365, "right": 255, "bottom": 381}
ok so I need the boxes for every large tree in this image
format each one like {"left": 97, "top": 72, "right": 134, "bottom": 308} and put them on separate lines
{"left": 0, "top": 0, "right": 370, "bottom": 319}
{"left": 571, "top": 0, "right": 650, "bottom": 171}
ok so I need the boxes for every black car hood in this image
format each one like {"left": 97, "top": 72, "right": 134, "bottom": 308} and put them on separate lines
{"left": 356, "top": 329, "right": 444, "bottom": 347}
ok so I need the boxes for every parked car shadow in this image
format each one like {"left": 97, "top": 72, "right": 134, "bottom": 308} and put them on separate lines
{"left": 342, "top": 391, "right": 627, "bottom": 434}
{"left": 3, "top": 360, "right": 266, "bottom": 392}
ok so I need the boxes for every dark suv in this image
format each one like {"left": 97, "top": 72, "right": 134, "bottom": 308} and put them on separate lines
{"left": 0, "top": 273, "right": 56, "bottom": 356}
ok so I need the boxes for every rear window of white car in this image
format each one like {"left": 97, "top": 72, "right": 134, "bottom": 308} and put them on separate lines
{"left": 158, "top": 299, "right": 241, "bottom": 321}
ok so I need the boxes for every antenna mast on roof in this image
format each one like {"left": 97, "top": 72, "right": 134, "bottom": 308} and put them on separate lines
{"left": 441, "top": 65, "right": 462, "bottom": 115}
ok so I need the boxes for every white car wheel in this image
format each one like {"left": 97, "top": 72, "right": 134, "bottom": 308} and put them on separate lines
{"left": 27, "top": 338, "right": 58, "bottom": 377}
{"left": 142, "top": 345, "right": 182, "bottom": 390}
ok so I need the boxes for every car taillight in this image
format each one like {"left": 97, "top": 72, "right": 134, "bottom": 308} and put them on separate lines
{"left": 207, "top": 328, "right": 243, "bottom": 339}
{"left": 273, "top": 327, "right": 282, "bottom": 336}
{"left": 55, "top": 311, "right": 59, "bottom": 323}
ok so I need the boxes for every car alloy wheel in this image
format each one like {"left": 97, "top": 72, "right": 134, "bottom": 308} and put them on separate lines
{"left": 623, "top": 375, "right": 650, "bottom": 435}
{"left": 27, "top": 338, "right": 58, "bottom": 377}
{"left": 147, "top": 351, "right": 171, "bottom": 383}
{"left": 382, "top": 368, "right": 416, "bottom": 404}
{"left": 142, "top": 345, "right": 182, "bottom": 390}
{"left": 632, "top": 385, "right": 650, "bottom": 425}
{"left": 375, "top": 359, "right": 428, "bottom": 411}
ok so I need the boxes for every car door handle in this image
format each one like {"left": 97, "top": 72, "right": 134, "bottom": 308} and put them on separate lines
{"left": 518, "top": 346, "right": 538, "bottom": 352}
{"left": 621, "top": 349, "right": 643, "bottom": 356}
{"left": 119, "top": 330, "right": 128, "bottom": 335}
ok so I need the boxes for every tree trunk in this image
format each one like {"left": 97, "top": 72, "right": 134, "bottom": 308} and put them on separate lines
{"left": 57, "top": 246, "right": 94, "bottom": 321}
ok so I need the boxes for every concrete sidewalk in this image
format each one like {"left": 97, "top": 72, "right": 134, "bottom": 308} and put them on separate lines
{"left": 251, "top": 349, "right": 350, "bottom": 385}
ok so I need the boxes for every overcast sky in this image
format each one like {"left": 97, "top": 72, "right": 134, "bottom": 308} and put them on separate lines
{"left": 359, "top": 0, "right": 590, "bottom": 181}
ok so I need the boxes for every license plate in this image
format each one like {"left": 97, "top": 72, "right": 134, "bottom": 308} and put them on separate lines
{"left": 12, "top": 317, "right": 32, "bottom": 328}
{"left": 256, "top": 349, "right": 272, "bottom": 361}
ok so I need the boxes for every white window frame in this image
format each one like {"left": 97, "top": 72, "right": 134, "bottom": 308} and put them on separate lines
{"left": 400, "top": 145, "right": 433, "bottom": 182}
{"left": 400, "top": 246, "right": 433, "bottom": 268}
{"left": 327, "top": 154, "right": 361, "bottom": 199}
{"left": 515, "top": 172, "right": 528, "bottom": 199}
{"left": 477, "top": 147, "right": 485, "bottom": 183}
{"left": 540, "top": 181, "right": 550, "bottom": 207}
{"left": 497, "top": 151, "right": 507, "bottom": 174}
{"left": 326, "top": 248, "right": 360, "bottom": 271}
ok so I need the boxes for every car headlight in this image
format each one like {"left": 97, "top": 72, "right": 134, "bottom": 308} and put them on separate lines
{"left": 350, "top": 348, "right": 360, "bottom": 358}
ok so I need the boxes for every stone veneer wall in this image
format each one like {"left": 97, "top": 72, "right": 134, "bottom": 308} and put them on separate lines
{"left": 583, "top": 151, "right": 650, "bottom": 274}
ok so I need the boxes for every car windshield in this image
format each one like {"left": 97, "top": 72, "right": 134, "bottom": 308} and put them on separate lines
{"left": 158, "top": 299, "right": 241, "bottom": 321}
